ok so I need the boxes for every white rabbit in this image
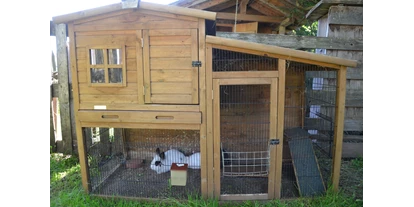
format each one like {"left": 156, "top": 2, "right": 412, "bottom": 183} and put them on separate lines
{"left": 185, "top": 152, "right": 201, "bottom": 169}
{"left": 150, "top": 148, "right": 186, "bottom": 174}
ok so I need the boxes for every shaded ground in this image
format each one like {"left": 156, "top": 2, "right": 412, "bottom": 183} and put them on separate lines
{"left": 339, "top": 158, "right": 363, "bottom": 199}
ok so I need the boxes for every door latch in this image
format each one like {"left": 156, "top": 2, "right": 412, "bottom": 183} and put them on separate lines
{"left": 270, "top": 139, "right": 280, "bottom": 145}
{"left": 192, "top": 61, "right": 202, "bottom": 67}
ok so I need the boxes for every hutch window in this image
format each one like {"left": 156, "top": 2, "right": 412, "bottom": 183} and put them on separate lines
{"left": 87, "top": 46, "right": 126, "bottom": 87}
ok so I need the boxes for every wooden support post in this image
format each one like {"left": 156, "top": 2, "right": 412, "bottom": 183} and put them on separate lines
{"left": 50, "top": 84, "right": 56, "bottom": 152}
{"left": 240, "top": 0, "right": 249, "bottom": 14}
{"left": 56, "top": 23, "right": 73, "bottom": 154}
{"left": 275, "top": 59, "right": 286, "bottom": 198}
{"left": 198, "top": 18, "right": 208, "bottom": 199}
{"left": 331, "top": 66, "right": 347, "bottom": 191}
{"left": 206, "top": 43, "right": 214, "bottom": 199}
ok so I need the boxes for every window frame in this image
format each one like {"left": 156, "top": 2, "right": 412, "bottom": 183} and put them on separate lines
{"left": 86, "top": 45, "right": 126, "bottom": 87}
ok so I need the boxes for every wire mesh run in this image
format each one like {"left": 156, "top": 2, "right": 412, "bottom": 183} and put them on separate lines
{"left": 281, "top": 61, "right": 338, "bottom": 198}
{"left": 219, "top": 84, "right": 271, "bottom": 195}
{"left": 213, "top": 48, "right": 278, "bottom": 71}
{"left": 84, "top": 128, "right": 201, "bottom": 199}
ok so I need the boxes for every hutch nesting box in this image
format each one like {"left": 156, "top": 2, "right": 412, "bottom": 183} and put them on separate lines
{"left": 53, "top": 1, "right": 357, "bottom": 201}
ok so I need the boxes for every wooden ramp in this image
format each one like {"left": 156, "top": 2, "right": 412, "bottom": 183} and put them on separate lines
{"left": 284, "top": 128, "right": 325, "bottom": 197}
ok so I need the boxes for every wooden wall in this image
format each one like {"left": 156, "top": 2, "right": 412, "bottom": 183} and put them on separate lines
{"left": 317, "top": 6, "right": 363, "bottom": 134}
{"left": 72, "top": 8, "right": 202, "bottom": 110}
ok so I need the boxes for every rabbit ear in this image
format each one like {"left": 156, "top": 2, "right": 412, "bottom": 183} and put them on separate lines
{"left": 156, "top": 148, "right": 161, "bottom": 155}
{"left": 159, "top": 152, "right": 165, "bottom": 160}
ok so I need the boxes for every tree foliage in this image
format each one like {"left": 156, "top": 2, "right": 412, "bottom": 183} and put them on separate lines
{"left": 292, "top": 21, "right": 318, "bottom": 36}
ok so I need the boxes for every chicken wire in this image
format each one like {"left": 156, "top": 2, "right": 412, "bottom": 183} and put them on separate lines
{"left": 83, "top": 128, "right": 201, "bottom": 199}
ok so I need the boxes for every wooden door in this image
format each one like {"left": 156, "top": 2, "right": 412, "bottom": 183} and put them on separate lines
{"left": 143, "top": 29, "right": 199, "bottom": 104}
{"left": 213, "top": 78, "right": 279, "bottom": 200}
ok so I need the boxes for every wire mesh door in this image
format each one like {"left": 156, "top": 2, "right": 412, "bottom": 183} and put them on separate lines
{"left": 213, "top": 78, "right": 279, "bottom": 200}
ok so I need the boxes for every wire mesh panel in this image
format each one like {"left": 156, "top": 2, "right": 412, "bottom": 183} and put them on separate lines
{"left": 219, "top": 84, "right": 271, "bottom": 195}
{"left": 84, "top": 128, "right": 201, "bottom": 199}
{"left": 213, "top": 48, "right": 278, "bottom": 72}
{"left": 281, "top": 61, "right": 338, "bottom": 198}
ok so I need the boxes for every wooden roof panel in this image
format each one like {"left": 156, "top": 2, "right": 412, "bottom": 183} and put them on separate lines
{"left": 53, "top": 1, "right": 217, "bottom": 24}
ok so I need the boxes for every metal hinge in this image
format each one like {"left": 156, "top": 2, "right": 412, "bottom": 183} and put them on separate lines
{"left": 192, "top": 61, "right": 202, "bottom": 67}
{"left": 270, "top": 139, "right": 280, "bottom": 145}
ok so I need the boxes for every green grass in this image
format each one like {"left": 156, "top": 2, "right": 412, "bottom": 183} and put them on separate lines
{"left": 50, "top": 153, "right": 362, "bottom": 207}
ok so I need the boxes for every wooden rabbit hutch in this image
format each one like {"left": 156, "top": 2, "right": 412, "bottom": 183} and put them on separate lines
{"left": 52, "top": 1, "right": 357, "bottom": 201}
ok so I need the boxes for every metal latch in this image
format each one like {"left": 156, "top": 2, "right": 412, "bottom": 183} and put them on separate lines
{"left": 192, "top": 61, "right": 202, "bottom": 67}
{"left": 270, "top": 139, "right": 280, "bottom": 145}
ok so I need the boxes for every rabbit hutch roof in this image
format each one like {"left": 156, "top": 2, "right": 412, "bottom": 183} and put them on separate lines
{"left": 52, "top": 2, "right": 357, "bottom": 68}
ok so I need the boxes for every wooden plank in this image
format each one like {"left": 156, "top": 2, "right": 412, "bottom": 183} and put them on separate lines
{"left": 143, "top": 30, "right": 151, "bottom": 103}
{"left": 206, "top": 44, "right": 214, "bottom": 199}
{"left": 53, "top": 3, "right": 123, "bottom": 24}
{"left": 150, "top": 70, "right": 192, "bottom": 82}
{"left": 77, "top": 11, "right": 167, "bottom": 26}
{"left": 77, "top": 110, "right": 202, "bottom": 124}
{"left": 216, "top": 12, "right": 284, "bottom": 23}
{"left": 136, "top": 9, "right": 200, "bottom": 22}
{"left": 190, "top": 0, "right": 231, "bottom": 10}
{"left": 220, "top": 194, "right": 268, "bottom": 201}
{"left": 306, "top": 0, "right": 363, "bottom": 21}
{"left": 328, "top": 6, "right": 363, "bottom": 26}
{"left": 288, "top": 138, "right": 326, "bottom": 196}
{"left": 53, "top": 2, "right": 216, "bottom": 24}
{"left": 212, "top": 44, "right": 343, "bottom": 69}
{"left": 233, "top": 22, "right": 258, "bottom": 33}
{"left": 75, "top": 121, "right": 91, "bottom": 192}
{"left": 149, "top": 29, "right": 191, "bottom": 36}
{"left": 191, "top": 29, "right": 199, "bottom": 104}
{"left": 212, "top": 79, "right": 221, "bottom": 198}
{"left": 206, "top": 36, "right": 357, "bottom": 68}
{"left": 150, "top": 35, "right": 193, "bottom": 46}
{"left": 136, "top": 30, "right": 144, "bottom": 104}
{"left": 150, "top": 58, "right": 193, "bottom": 69}
{"left": 268, "top": 78, "right": 278, "bottom": 199}
{"left": 198, "top": 18, "right": 208, "bottom": 199}
{"left": 216, "top": 32, "right": 363, "bottom": 51}
{"left": 212, "top": 71, "right": 279, "bottom": 79}
{"left": 75, "top": 35, "right": 136, "bottom": 47}
{"left": 78, "top": 83, "right": 138, "bottom": 95}
{"left": 218, "top": 78, "right": 272, "bottom": 85}
{"left": 151, "top": 82, "right": 193, "bottom": 94}
{"left": 80, "top": 122, "right": 200, "bottom": 130}
{"left": 150, "top": 46, "right": 192, "bottom": 58}
{"left": 249, "top": 1, "right": 284, "bottom": 17}
{"left": 73, "top": 20, "right": 199, "bottom": 32}
{"left": 56, "top": 23, "right": 73, "bottom": 155}
{"left": 331, "top": 66, "right": 347, "bottom": 191}
{"left": 73, "top": 9, "right": 135, "bottom": 25}
{"left": 79, "top": 103, "right": 200, "bottom": 111}
{"left": 150, "top": 95, "right": 193, "bottom": 104}
{"left": 139, "top": 1, "right": 216, "bottom": 20}
{"left": 76, "top": 30, "right": 136, "bottom": 36}
{"left": 203, "top": 0, "right": 235, "bottom": 11}
{"left": 80, "top": 94, "right": 138, "bottom": 103}
{"left": 50, "top": 85, "right": 56, "bottom": 152}
{"left": 239, "top": 0, "right": 249, "bottom": 14}
{"left": 275, "top": 59, "right": 286, "bottom": 199}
